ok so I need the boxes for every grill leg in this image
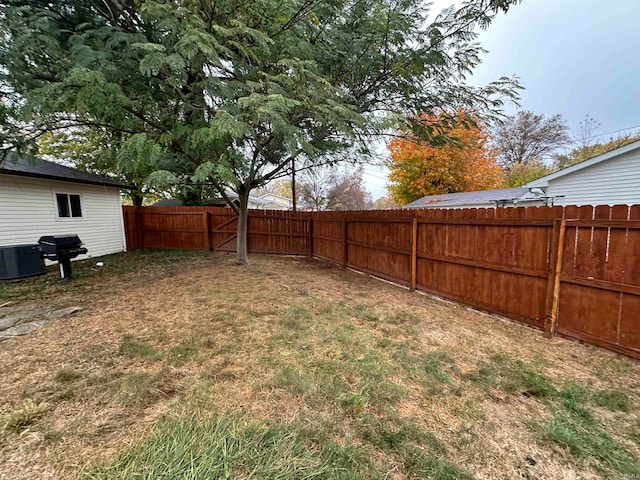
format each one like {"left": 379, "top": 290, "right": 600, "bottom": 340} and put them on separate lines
{"left": 59, "top": 258, "right": 72, "bottom": 279}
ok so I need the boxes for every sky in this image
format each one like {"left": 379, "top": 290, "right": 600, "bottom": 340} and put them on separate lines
{"left": 361, "top": 0, "right": 640, "bottom": 199}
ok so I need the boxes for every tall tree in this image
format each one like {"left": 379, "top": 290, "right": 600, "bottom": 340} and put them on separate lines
{"left": 0, "top": 0, "right": 521, "bottom": 264}
{"left": 255, "top": 180, "right": 293, "bottom": 200}
{"left": 298, "top": 168, "right": 332, "bottom": 211}
{"left": 298, "top": 166, "right": 371, "bottom": 211}
{"left": 387, "top": 113, "right": 504, "bottom": 205}
{"left": 573, "top": 115, "right": 600, "bottom": 149}
{"left": 326, "top": 166, "right": 372, "bottom": 211}
{"left": 372, "top": 197, "right": 398, "bottom": 210}
{"left": 37, "top": 128, "right": 177, "bottom": 205}
{"left": 492, "top": 110, "right": 571, "bottom": 168}
{"left": 0, "top": 82, "right": 23, "bottom": 152}
{"left": 491, "top": 110, "right": 570, "bottom": 186}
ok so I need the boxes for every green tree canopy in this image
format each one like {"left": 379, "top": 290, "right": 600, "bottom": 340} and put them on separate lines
{"left": 37, "top": 128, "right": 181, "bottom": 205}
{"left": 0, "top": 0, "right": 521, "bottom": 263}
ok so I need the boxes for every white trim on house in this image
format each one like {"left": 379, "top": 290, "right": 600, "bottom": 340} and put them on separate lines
{"left": 52, "top": 190, "right": 86, "bottom": 221}
{"left": 224, "top": 189, "right": 293, "bottom": 210}
{"left": 258, "top": 192, "right": 293, "bottom": 206}
{"left": 527, "top": 139, "right": 640, "bottom": 188}
{"left": 117, "top": 192, "right": 128, "bottom": 253}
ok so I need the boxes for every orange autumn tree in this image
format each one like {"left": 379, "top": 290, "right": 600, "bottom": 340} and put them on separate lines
{"left": 387, "top": 114, "right": 505, "bottom": 205}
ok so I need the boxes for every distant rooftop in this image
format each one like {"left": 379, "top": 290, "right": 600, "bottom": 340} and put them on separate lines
{"left": 1, "top": 152, "right": 133, "bottom": 189}
{"left": 404, "top": 187, "right": 528, "bottom": 209}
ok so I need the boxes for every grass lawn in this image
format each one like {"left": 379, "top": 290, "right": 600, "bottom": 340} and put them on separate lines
{"left": 0, "top": 250, "right": 638, "bottom": 480}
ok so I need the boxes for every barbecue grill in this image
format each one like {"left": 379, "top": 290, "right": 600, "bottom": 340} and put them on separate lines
{"left": 38, "top": 235, "right": 88, "bottom": 279}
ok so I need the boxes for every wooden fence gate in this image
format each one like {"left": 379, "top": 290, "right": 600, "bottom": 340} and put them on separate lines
{"left": 211, "top": 215, "right": 238, "bottom": 252}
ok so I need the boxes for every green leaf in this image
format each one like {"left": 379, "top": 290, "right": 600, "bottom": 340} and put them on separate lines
{"left": 192, "top": 161, "right": 216, "bottom": 183}
{"left": 146, "top": 170, "right": 179, "bottom": 190}
{"left": 139, "top": 52, "right": 167, "bottom": 76}
{"left": 132, "top": 43, "right": 166, "bottom": 53}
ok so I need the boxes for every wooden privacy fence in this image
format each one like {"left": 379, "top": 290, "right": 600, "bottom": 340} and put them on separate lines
{"left": 123, "top": 206, "right": 311, "bottom": 254}
{"left": 123, "top": 205, "right": 640, "bottom": 359}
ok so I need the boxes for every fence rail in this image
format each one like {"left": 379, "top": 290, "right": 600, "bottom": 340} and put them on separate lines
{"left": 123, "top": 205, "right": 640, "bottom": 360}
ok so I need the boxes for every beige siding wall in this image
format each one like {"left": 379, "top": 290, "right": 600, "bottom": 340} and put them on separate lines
{"left": 0, "top": 174, "right": 126, "bottom": 259}
{"left": 545, "top": 149, "right": 640, "bottom": 206}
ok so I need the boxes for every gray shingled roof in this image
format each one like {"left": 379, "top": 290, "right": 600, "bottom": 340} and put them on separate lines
{"left": 404, "top": 187, "right": 528, "bottom": 208}
{"left": 0, "top": 152, "right": 133, "bottom": 189}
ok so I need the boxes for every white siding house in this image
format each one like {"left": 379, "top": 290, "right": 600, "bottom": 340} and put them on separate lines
{"left": 527, "top": 140, "right": 640, "bottom": 206}
{"left": 405, "top": 139, "right": 640, "bottom": 209}
{"left": 0, "top": 154, "right": 131, "bottom": 260}
{"left": 254, "top": 192, "right": 293, "bottom": 210}
{"left": 226, "top": 191, "right": 293, "bottom": 210}
{"left": 153, "top": 191, "right": 293, "bottom": 210}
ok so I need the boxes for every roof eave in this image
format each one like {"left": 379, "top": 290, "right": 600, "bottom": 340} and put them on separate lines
{"left": 405, "top": 196, "right": 537, "bottom": 209}
{"left": 1, "top": 169, "right": 135, "bottom": 190}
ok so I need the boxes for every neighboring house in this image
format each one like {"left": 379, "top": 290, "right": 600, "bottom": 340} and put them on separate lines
{"left": 152, "top": 198, "right": 227, "bottom": 207}
{"left": 0, "top": 153, "right": 132, "bottom": 259}
{"left": 225, "top": 190, "right": 293, "bottom": 210}
{"left": 254, "top": 192, "right": 294, "bottom": 210}
{"left": 154, "top": 191, "right": 294, "bottom": 210}
{"left": 404, "top": 187, "right": 537, "bottom": 209}
{"left": 405, "top": 139, "right": 640, "bottom": 209}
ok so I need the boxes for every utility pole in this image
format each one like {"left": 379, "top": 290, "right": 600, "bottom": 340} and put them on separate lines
{"left": 291, "top": 157, "right": 297, "bottom": 211}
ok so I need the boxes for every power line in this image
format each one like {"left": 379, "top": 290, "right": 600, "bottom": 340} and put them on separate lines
{"left": 364, "top": 172, "right": 389, "bottom": 183}
{"left": 362, "top": 165, "right": 388, "bottom": 173}
{"left": 361, "top": 173, "right": 389, "bottom": 184}
{"left": 362, "top": 170, "right": 389, "bottom": 181}
{"left": 362, "top": 178, "right": 388, "bottom": 187}
{"left": 335, "top": 163, "right": 390, "bottom": 182}
{"left": 576, "top": 124, "right": 640, "bottom": 143}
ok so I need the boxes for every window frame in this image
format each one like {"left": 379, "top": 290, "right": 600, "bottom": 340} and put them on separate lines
{"left": 52, "top": 191, "right": 85, "bottom": 221}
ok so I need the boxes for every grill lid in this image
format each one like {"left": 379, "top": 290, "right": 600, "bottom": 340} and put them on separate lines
{"left": 38, "top": 235, "right": 83, "bottom": 248}
{"left": 38, "top": 235, "right": 87, "bottom": 260}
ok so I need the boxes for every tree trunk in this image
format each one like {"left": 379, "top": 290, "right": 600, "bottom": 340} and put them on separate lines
{"left": 131, "top": 191, "right": 144, "bottom": 207}
{"left": 235, "top": 188, "right": 250, "bottom": 265}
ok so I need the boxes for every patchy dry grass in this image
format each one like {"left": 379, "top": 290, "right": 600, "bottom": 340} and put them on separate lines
{"left": 0, "top": 250, "right": 638, "bottom": 480}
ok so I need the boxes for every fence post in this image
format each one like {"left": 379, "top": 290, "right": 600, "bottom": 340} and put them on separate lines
{"left": 544, "top": 218, "right": 566, "bottom": 338}
{"left": 202, "top": 211, "right": 211, "bottom": 251}
{"left": 135, "top": 207, "right": 144, "bottom": 250}
{"left": 342, "top": 216, "right": 348, "bottom": 269}
{"left": 307, "top": 216, "right": 314, "bottom": 258}
{"left": 410, "top": 217, "right": 418, "bottom": 291}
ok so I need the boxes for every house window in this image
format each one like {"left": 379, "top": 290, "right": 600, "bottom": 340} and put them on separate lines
{"left": 56, "top": 193, "right": 83, "bottom": 218}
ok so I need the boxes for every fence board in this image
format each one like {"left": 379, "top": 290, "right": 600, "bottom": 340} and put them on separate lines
{"left": 620, "top": 294, "right": 640, "bottom": 350}
{"left": 626, "top": 205, "right": 640, "bottom": 285}
{"left": 557, "top": 282, "right": 621, "bottom": 343}
{"left": 605, "top": 205, "right": 628, "bottom": 284}
{"left": 572, "top": 205, "right": 595, "bottom": 279}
